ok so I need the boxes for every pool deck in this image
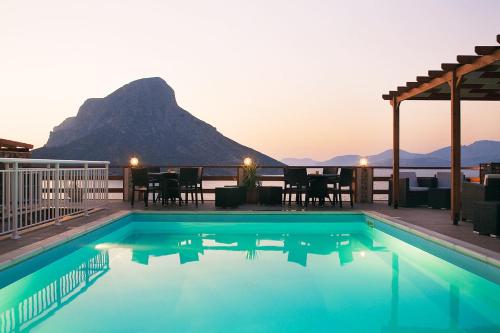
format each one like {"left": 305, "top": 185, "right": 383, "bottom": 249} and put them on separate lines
{"left": 1, "top": 200, "right": 499, "bottom": 267}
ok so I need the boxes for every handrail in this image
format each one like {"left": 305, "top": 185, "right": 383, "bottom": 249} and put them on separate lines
{"left": 109, "top": 164, "right": 480, "bottom": 170}
{"left": 0, "top": 158, "right": 110, "bottom": 165}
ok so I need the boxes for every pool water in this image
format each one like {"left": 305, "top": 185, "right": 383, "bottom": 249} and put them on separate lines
{"left": 1, "top": 213, "right": 499, "bottom": 333}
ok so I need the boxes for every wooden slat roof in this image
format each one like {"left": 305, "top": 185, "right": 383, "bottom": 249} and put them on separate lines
{"left": 383, "top": 35, "right": 500, "bottom": 102}
{"left": 0, "top": 138, "right": 33, "bottom": 149}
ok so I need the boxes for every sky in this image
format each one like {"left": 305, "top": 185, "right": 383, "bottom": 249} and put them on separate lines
{"left": 1, "top": 0, "right": 499, "bottom": 161}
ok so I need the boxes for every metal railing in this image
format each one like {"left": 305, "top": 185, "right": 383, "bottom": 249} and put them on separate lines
{"left": 0, "top": 158, "right": 109, "bottom": 238}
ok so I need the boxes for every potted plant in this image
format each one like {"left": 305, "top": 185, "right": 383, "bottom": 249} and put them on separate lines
{"left": 242, "top": 157, "right": 260, "bottom": 203}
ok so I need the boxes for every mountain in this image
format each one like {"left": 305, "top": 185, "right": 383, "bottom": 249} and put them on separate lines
{"left": 282, "top": 140, "right": 500, "bottom": 167}
{"left": 33, "top": 77, "right": 284, "bottom": 167}
{"left": 281, "top": 157, "right": 319, "bottom": 166}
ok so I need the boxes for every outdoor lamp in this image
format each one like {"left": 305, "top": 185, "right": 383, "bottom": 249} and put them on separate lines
{"left": 130, "top": 157, "right": 139, "bottom": 167}
{"left": 359, "top": 158, "right": 368, "bottom": 167}
{"left": 243, "top": 157, "right": 253, "bottom": 167}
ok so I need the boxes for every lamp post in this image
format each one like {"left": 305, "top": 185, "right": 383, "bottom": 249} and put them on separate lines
{"left": 355, "top": 157, "right": 373, "bottom": 203}
{"left": 130, "top": 157, "right": 139, "bottom": 168}
{"left": 124, "top": 156, "right": 140, "bottom": 202}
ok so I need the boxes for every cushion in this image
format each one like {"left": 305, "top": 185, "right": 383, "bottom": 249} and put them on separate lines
{"left": 400, "top": 172, "right": 418, "bottom": 187}
{"left": 409, "top": 186, "right": 429, "bottom": 192}
{"left": 436, "top": 172, "right": 465, "bottom": 188}
{"left": 484, "top": 174, "right": 500, "bottom": 186}
{"left": 436, "top": 172, "right": 451, "bottom": 189}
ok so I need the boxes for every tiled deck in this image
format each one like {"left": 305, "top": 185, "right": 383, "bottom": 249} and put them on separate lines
{"left": 1, "top": 200, "right": 499, "bottom": 262}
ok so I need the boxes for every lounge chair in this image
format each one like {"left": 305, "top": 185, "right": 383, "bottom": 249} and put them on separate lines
{"left": 462, "top": 174, "right": 500, "bottom": 221}
{"left": 428, "top": 172, "right": 463, "bottom": 209}
{"left": 389, "top": 171, "right": 436, "bottom": 207}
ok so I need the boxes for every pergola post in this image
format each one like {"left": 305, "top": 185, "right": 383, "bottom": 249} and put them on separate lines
{"left": 449, "top": 71, "right": 462, "bottom": 225}
{"left": 392, "top": 97, "right": 400, "bottom": 209}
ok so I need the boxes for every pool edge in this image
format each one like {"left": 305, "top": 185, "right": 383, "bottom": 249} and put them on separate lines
{"left": 364, "top": 210, "right": 500, "bottom": 269}
{"left": 0, "top": 210, "right": 132, "bottom": 271}
{"left": 1, "top": 209, "right": 499, "bottom": 272}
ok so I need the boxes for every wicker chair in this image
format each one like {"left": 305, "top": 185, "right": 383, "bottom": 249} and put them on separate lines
{"left": 283, "top": 168, "right": 308, "bottom": 206}
{"left": 427, "top": 172, "right": 464, "bottom": 209}
{"left": 179, "top": 168, "right": 201, "bottom": 207}
{"left": 305, "top": 176, "right": 330, "bottom": 207}
{"left": 323, "top": 167, "right": 339, "bottom": 205}
{"left": 197, "top": 167, "right": 204, "bottom": 203}
{"left": 388, "top": 172, "right": 436, "bottom": 207}
{"left": 131, "top": 168, "right": 150, "bottom": 207}
{"left": 462, "top": 175, "right": 500, "bottom": 221}
{"left": 159, "top": 172, "right": 182, "bottom": 206}
{"left": 337, "top": 168, "right": 354, "bottom": 208}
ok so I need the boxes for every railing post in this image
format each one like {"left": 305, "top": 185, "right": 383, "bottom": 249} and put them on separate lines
{"left": 11, "top": 162, "right": 20, "bottom": 239}
{"left": 105, "top": 163, "right": 109, "bottom": 204}
{"left": 84, "top": 163, "right": 89, "bottom": 216}
{"left": 54, "top": 163, "right": 61, "bottom": 225}
{"left": 355, "top": 166, "right": 373, "bottom": 203}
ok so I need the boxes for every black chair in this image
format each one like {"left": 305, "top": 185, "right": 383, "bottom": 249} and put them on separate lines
{"left": 131, "top": 168, "right": 150, "bottom": 207}
{"left": 323, "top": 167, "right": 339, "bottom": 205}
{"left": 197, "top": 167, "right": 204, "bottom": 203}
{"left": 337, "top": 168, "right": 354, "bottom": 208}
{"left": 147, "top": 167, "right": 161, "bottom": 203}
{"left": 179, "top": 168, "right": 201, "bottom": 207}
{"left": 305, "top": 176, "right": 330, "bottom": 207}
{"left": 283, "top": 168, "right": 308, "bottom": 206}
{"left": 160, "top": 173, "right": 182, "bottom": 206}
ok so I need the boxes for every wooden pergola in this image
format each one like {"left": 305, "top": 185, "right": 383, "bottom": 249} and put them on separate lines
{"left": 382, "top": 34, "right": 500, "bottom": 224}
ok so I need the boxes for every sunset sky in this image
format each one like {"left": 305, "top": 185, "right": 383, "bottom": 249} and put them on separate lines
{"left": 1, "top": 0, "right": 499, "bottom": 161}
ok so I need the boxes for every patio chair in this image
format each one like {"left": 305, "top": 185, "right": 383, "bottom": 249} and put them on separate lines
{"left": 305, "top": 176, "right": 330, "bottom": 207}
{"left": 462, "top": 174, "right": 500, "bottom": 221}
{"left": 179, "top": 167, "right": 201, "bottom": 207}
{"left": 428, "top": 172, "right": 465, "bottom": 209}
{"left": 131, "top": 168, "right": 151, "bottom": 207}
{"left": 388, "top": 172, "right": 436, "bottom": 207}
{"left": 323, "top": 167, "right": 339, "bottom": 205}
{"left": 197, "top": 167, "right": 204, "bottom": 203}
{"left": 147, "top": 167, "right": 161, "bottom": 203}
{"left": 337, "top": 168, "right": 354, "bottom": 208}
{"left": 160, "top": 172, "right": 182, "bottom": 206}
{"left": 283, "top": 167, "right": 308, "bottom": 206}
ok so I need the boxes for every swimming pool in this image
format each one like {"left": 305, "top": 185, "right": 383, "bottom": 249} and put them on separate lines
{"left": 1, "top": 212, "right": 499, "bottom": 333}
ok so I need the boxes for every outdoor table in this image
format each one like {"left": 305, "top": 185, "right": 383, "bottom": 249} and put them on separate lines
{"left": 258, "top": 186, "right": 283, "bottom": 205}
{"left": 428, "top": 188, "right": 451, "bottom": 209}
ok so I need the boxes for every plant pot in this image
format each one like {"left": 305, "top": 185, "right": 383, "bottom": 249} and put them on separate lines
{"left": 246, "top": 187, "right": 259, "bottom": 204}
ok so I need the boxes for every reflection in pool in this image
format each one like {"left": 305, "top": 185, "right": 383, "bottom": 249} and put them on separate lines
{"left": 1, "top": 216, "right": 498, "bottom": 333}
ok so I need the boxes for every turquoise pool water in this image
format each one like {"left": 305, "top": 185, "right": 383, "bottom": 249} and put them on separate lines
{"left": 1, "top": 213, "right": 499, "bottom": 333}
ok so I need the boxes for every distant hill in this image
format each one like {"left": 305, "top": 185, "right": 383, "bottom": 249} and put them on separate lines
{"left": 282, "top": 140, "right": 500, "bottom": 166}
{"left": 33, "top": 77, "right": 284, "bottom": 167}
{"left": 280, "top": 157, "right": 318, "bottom": 166}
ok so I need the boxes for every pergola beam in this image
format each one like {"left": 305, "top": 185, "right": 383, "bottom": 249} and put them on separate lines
{"left": 383, "top": 35, "right": 500, "bottom": 225}
{"left": 392, "top": 49, "right": 500, "bottom": 103}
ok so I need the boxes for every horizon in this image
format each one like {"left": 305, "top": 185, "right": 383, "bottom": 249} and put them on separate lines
{"left": 1, "top": 0, "right": 500, "bottom": 160}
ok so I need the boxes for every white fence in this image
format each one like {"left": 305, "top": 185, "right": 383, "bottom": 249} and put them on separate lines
{"left": 0, "top": 158, "right": 109, "bottom": 238}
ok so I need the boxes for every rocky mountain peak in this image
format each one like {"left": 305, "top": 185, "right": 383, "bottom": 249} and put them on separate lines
{"left": 35, "top": 78, "right": 283, "bottom": 167}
